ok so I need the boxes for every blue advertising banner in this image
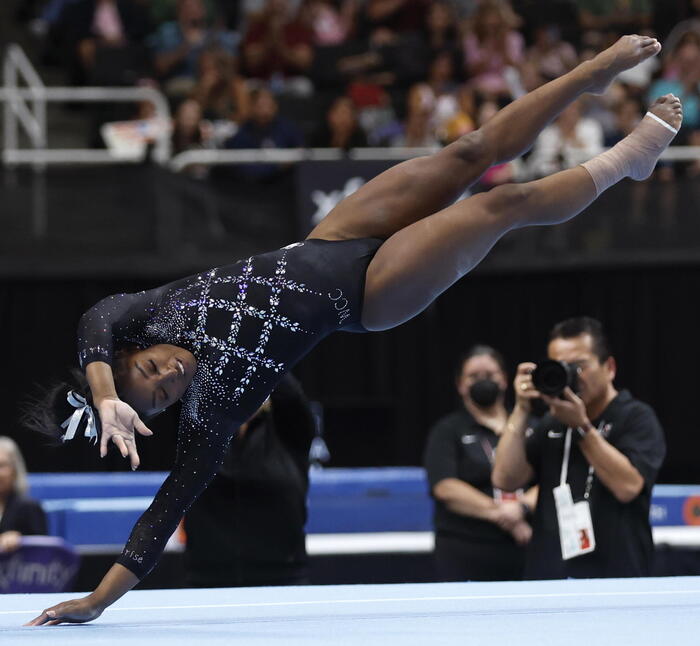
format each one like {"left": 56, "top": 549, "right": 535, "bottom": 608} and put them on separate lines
{"left": 650, "top": 486, "right": 700, "bottom": 527}
{"left": 0, "top": 536, "right": 79, "bottom": 594}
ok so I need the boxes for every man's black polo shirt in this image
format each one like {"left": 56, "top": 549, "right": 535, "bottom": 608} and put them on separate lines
{"left": 424, "top": 408, "right": 516, "bottom": 544}
{"left": 524, "top": 389, "right": 666, "bottom": 579}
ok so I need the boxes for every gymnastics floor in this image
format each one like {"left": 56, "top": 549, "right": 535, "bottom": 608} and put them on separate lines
{"left": 3, "top": 577, "right": 700, "bottom": 645}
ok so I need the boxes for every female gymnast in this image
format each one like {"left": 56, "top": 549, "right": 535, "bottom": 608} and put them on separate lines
{"left": 26, "top": 35, "right": 681, "bottom": 625}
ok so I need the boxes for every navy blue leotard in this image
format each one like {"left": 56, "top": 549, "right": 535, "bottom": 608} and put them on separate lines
{"left": 77, "top": 238, "right": 382, "bottom": 578}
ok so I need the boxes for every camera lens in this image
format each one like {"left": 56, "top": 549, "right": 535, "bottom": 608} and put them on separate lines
{"left": 531, "top": 360, "right": 569, "bottom": 396}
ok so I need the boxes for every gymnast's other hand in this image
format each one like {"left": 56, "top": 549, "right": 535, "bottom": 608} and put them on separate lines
{"left": 24, "top": 596, "right": 104, "bottom": 626}
{"left": 97, "top": 397, "right": 153, "bottom": 470}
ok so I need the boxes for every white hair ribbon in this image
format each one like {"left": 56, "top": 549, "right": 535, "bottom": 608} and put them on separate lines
{"left": 60, "top": 391, "right": 98, "bottom": 444}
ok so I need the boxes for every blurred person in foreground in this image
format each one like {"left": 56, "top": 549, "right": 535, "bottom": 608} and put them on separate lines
{"left": 493, "top": 317, "right": 666, "bottom": 579}
{"left": 184, "top": 374, "right": 315, "bottom": 587}
{"left": 424, "top": 346, "right": 535, "bottom": 582}
{"left": 0, "top": 437, "right": 48, "bottom": 553}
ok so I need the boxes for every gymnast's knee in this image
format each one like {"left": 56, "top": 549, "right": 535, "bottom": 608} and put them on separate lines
{"left": 449, "top": 129, "right": 494, "bottom": 166}
{"left": 477, "top": 183, "right": 535, "bottom": 228}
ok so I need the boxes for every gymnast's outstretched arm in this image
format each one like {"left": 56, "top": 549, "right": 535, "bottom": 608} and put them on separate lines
{"left": 26, "top": 404, "right": 237, "bottom": 626}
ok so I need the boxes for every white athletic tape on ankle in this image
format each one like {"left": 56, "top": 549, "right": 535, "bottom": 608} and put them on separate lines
{"left": 645, "top": 111, "right": 678, "bottom": 135}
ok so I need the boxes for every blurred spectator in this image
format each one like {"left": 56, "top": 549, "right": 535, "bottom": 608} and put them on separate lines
{"left": 303, "top": 0, "right": 358, "bottom": 46}
{"left": 150, "top": 0, "right": 237, "bottom": 100}
{"left": 576, "top": 0, "right": 652, "bottom": 34}
{"left": 0, "top": 437, "right": 47, "bottom": 554}
{"left": 311, "top": 96, "right": 368, "bottom": 149}
{"left": 450, "top": 0, "right": 481, "bottom": 20}
{"left": 349, "top": 83, "right": 399, "bottom": 141}
{"left": 522, "top": 24, "right": 578, "bottom": 91}
{"left": 184, "top": 374, "right": 315, "bottom": 588}
{"left": 439, "top": 85, "right": 477, "bottom": 143}
{"left": 374, "top": 83, "right": 442, "bottom": 147}
{"left": 426, "top": 51, "right": 461, "bottom": 128}
{"left": 359, "top": 0, "right": 429, "bottom": 37}
{"left": 528, "top": 99, "right": 604, "bottom": 178}
{"left": 664, "top": 0, "right": 700, "bottom": 54}
{"left": 366, "top": 28, "right": 431, "bottom": 89}
{"left": 370, "top": 50, "right": 461, "bottom": 147}
{"left": 191, "top": 48, "right": 251, "bottom": 123}
{"left": 149, "top": 0, "right": 221, "bottom": 24}
{"left": 424, "top": 346, "right": 534, "bottom": 582}
{"left": 463, "top": 0, "right": 525, "bottom": 98}
{"left": 171, "top": 98, "right": 208, "bottom": 154}
{"left": 648, "top": 33, "right": 700, "bottom": 177}
{"left": 648, "top": 32, "right": 700, "bottom": 127}
{"left": 424, "top": 0, "right": 464, "bottom": 75}
{"left": 474, "top": 95, "right": 519, "bottom": 186}
{"left": 57, "top": 0, "right": 152, "bottom": 85}
{"left": 241, "top": 0, "right": 315, "bottom": 93}
{"left": 604, "top": 95, "right": 643, "bottom": 146}
{"left": 223, "top": 87, "right": 304, "bottom": 180}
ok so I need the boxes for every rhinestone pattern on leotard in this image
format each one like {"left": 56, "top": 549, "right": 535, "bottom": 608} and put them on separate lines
{"left": 76, "top": 238, "right": 382, "bottom": 578}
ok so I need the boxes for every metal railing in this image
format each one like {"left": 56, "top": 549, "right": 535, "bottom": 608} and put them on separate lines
{"left": 0, "top": 44, "right": 172, "bottom": 166}
{"left": 3, "top": 42, "right": 700, "bottom": 173}
{"left": 167, "top": 143, "right": 700, "bottom": 173}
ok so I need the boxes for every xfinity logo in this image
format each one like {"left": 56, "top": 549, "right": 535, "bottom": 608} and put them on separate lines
{"left": 311, "top": 177, "right": 367, "bottom": 224}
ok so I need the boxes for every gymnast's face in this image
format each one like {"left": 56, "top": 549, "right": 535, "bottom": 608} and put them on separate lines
{"left": 114, "top": 344, "right": 197, "bottom": 417}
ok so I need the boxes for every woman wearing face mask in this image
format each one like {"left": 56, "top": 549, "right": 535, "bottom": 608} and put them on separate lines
{"left": 423, "top": 345, "right": 537, "bottom": 582}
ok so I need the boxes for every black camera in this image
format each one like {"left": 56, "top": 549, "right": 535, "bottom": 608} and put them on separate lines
{"left": 531, "top": 360, "right": 580, "bottom": 397}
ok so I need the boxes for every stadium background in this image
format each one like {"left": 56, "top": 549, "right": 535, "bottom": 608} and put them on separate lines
{"left": 2, "top": 0, "right": 700, "bottom": 485}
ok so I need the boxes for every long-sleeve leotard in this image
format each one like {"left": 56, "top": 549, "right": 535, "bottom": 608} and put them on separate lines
{"left": 77, "top": 238, "right": 382, "bottom": 578}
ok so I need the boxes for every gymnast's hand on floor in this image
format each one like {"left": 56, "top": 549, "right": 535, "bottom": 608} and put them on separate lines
{"left": 97, "top": 398, "right": 153, "bottom": 470}
{"left": 24, "top": 597, "right": 104, "bottom": 626}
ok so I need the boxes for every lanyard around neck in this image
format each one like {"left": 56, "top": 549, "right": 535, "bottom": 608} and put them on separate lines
{"left": 480, "top": 436, "right": 495, "bottom": 465}
{"left": 560, "top": 427, "right": 595, "bottom": 501}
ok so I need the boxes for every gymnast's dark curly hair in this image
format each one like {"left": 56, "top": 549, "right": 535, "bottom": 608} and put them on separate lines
{"left": 21, "top": 369, "right": 96, "bottom": 447}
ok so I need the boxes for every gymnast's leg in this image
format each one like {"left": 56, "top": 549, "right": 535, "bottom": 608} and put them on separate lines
{"left": 309, "top": 35, "right": 662, "bottom": 242}
{"left": 360, "top": 96, "right": 682, "bottom": 331}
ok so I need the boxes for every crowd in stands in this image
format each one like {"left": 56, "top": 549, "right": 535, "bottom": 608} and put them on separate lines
{"left": 13, "top": 0, "right": 700, "bottom": 181}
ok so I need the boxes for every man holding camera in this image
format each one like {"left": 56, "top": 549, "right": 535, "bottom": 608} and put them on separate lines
{"left": 493, "top": 317, "right": 666, "bottom": 579}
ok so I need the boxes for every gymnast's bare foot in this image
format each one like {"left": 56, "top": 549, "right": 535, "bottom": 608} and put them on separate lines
{"left": 647, "top": 94, "right": 684, "bottom": 133}
{"left": 586, "top": 35, "right": 662, "bottom": 95}
{"left": 625, "top": 94, "right": 682, "bottom": 181}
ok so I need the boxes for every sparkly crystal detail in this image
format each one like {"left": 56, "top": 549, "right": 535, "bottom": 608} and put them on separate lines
{"left": 75, "top": 238, "right": 381, "bottom": 580}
